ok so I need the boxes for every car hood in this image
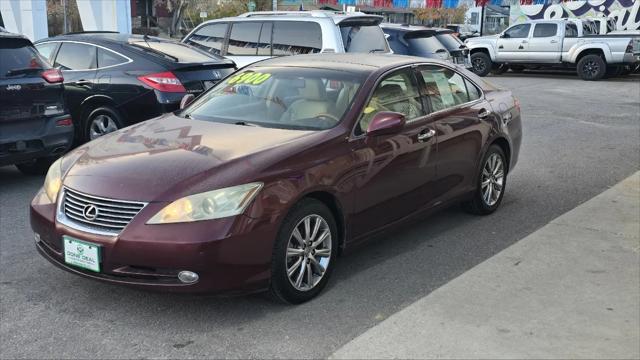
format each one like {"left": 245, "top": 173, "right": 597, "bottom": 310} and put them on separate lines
{"left": 61, "top": 114, "right": 315, "bottom": 201}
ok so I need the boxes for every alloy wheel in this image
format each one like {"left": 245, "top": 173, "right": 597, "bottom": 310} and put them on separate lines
{"left": 473, "top": 58, "right": 486, "bottom": 73}
{"left": 89, "top": 114, "right": 119, "bottom": 140}
{"left": 583, "top": 60, "right": 600, "bottom": 79}
{"left": 481, "top": 153, "right": 504, "bottom": 207}
{"left": 286, "top": 214, "right": 332, "bottom": 292}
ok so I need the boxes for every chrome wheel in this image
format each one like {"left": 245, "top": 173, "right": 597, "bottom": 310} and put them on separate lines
{"left": 89, "top": 114, "right": 119, "bottom": 140}
{"left": 286, "top": 214, "right": 332, "bottom": 292}
{"left": 481, "top": 153, "right": 504, "bottom": 207}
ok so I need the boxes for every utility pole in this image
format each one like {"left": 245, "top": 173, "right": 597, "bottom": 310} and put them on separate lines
{"left": 62, "top": 0, "right": 67, "bottom": 33}
{"left": 273, "top": 0, "right": 277, "bottom": 11}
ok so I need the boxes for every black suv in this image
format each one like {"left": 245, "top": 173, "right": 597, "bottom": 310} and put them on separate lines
{"left": 34, "top": 32, "right": 236, "bottom": 142}
{"left": 382, "top": 24, "right": 471, "bottom": 69}
{"left": 1, "top": 30, "right": 74, "bottom": 175}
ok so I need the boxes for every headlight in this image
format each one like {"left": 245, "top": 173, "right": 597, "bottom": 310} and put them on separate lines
{"left": 147, "top": 182, "right": 263, "bottom": 224}
{"left": 44, "top": 158, "right": 63, "bottom": 203}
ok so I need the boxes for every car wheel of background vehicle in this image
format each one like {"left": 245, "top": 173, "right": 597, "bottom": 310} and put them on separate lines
{"left": 269, "top": 199, "right": 338, "bottom": 304}
{"left": 510, "top": 65, "right": 525, "bottom": 73}
{"left": 470, "top": 52, "right": 492, "bottom": 77}
{"left": 15, "top": 157, "right": 57, "bottom": 176}
{"left": 577, "top": 55, "right": 606, "bottom": 81}
{"left": 84, "top": 106, "right": 123, "bottom": 142}
{"left": 464, "top": 145, "right": 507, "bottom": 215}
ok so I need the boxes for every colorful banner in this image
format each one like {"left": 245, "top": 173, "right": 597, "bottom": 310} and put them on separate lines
{"left": 510, "top": 0, "right": 640, "bottom": 30}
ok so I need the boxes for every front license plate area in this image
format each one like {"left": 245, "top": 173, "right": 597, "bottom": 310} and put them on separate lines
{"left": 63, "top": 236, "right": 101, "bottom": 272}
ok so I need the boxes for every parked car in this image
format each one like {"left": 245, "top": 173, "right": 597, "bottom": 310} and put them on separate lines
{"left": 182, "top": 11, "right": 389, "bottom": 68}
{"left": 1, "top": 29, "right": 73, "bottom": 175}
{"left": 34, "top": 32, "right": 236, "bottom": 143}
{"left": 32, "top": 53, "right": 521, "bottom": 303}
{"left": 466, "top": 19, "right": 638, "bottom": 80}
{"left": 382, "top": 24, "right": 471, "bottom": 68}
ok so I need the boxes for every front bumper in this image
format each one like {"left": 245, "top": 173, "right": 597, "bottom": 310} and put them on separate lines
{"left": 30, "top": 188, "right": 280, "bottom": 294}
{"left": 0, "top": 114, "right": 74, "bottom": 166}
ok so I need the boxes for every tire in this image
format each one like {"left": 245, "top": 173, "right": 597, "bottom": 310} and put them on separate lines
{"left": 463, "top": 145, "right": 507, "bottom": 215}
{"left": 83, "top": 106, "right": 123, "bottom": 142}
{"left": 491, "top": 63, "right": 509, "bottom": 75}
{"left": 269, "top": 199, "right": 338, "bottom": 304}
{"left": 15, "top": 157, "right": 57, "bottom": 176}
{"left": 470, "top": 52, "right": 492, "bottom": 77}
{"left": 577, "top": 54, "right": 606, "bottom": 81}
{"left": 510, "top": 65, "right": 525, "bottom": 73}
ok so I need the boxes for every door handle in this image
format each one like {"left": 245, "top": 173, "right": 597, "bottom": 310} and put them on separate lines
{"left": 76, "top": 79, "right": 91, "bottom": 86}
{"left": 478, "top": 109, "right": 490, "bottom": 119}
{"left": 417, "top": 129, "right": 436, "bottom": 142}
{"left": 498, "top": 45, "right": 504, "bottom": 49}
{"left": 521, "top": 40, "right": 528, "bottom": 43}
{"left": 550, "top": 39, "right": 558, "bottom": 43}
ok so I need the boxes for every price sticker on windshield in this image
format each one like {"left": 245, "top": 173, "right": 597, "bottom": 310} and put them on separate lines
{"left": 227, "top": 72, "right": 272, "bottom": 86}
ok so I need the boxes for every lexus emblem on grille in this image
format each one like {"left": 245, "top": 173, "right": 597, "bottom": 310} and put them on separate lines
{"left": 82, "top": 205, "right": 99, "bottom": 221}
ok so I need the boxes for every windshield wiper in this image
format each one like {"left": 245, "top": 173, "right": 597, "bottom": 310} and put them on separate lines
{"left": 234, "top": 121, "right": 262, "bottom": 127}
{"left": 5, "top": 67, "right": 44, "bottom": 77}
{"left": 369, "top": 49, "right": 387, "bottom": 53}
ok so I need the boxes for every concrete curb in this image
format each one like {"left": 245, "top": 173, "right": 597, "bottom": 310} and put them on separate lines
{"left": 331, "top": 172, "right": 640, "bottom": 359}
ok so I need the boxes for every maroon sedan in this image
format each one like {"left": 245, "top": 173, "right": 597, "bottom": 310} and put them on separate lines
{"left": 31, "top": 54, "right": 521, "bottom": 303}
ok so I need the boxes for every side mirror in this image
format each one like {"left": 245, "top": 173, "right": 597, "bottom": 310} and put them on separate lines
{"left": 367, "top": 111, "right": 406, "bottom": 137}
{"left": 179, "top": 94, "right": 195, "bottom": 110}
{"left": 500, "top": 33, "right": 510, "bottom": 38}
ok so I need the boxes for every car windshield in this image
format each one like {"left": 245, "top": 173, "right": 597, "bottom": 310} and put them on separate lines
{"left": 435, "top": 33, "right": 464, "bottom": 51}
{"left": 182, "top": 67, "right": 365, "bottom": 131}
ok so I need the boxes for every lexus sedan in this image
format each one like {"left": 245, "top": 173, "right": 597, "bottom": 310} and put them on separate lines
{"left": 31, "top": 54, "right": 522, "bottom": 304}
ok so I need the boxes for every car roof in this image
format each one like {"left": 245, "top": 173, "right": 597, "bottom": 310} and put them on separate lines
{"left": 35, "top": 32, "right": 176, "bottom": 45}
{"left": 0, "top": 28, "right": 31, "bottom": 41}
{"left": 380, "top": 23, "right": 453, "bottom": 35}
{"left": 250, "top": 53, "right": 449, "bottom": 73}
{"left": 201, "top": 10, "right": 382, "bottom": 25}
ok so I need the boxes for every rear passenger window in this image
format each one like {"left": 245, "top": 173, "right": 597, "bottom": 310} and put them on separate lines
{"left": 186, "top": 23, "right": 228, "bottom": 55}
{"left": 465, "top": 79, "right": 481, "bottom": 101}
{"left": 35, "top": 42, "right": 58, "bottom": 62}
{"left": 565, "top": 24, "right": 578, "bottom": 38}
{"left": 356, "top": 68, "right": 424, "bottom": 135}
{"left": 533, "top": 24, "right": 558, "bottom": 38}
{"left": 419, "top": 66, "right": 471, "bottom": 112}
{"left": 97, "top": 48, "right": 128, "bottom": 68}
{"left": 55, "top": 43, "right": 96, "bottom": 70}
{"left": 272, "top": 22, "right": 322, "bottom": 55}
{"left": 227, "top": 22, "right": 262, "bottom": 55}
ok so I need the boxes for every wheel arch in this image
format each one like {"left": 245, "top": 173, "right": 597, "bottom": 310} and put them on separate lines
{"left": 301, "top": 191, "right": 346, "bottom": 254}
{"left": 572, "top": 47, "right": 609, "bottom": 64}
{"left": 79, "top": 95, "right": 121, "bottom": 124}
{"left": 490, "top": 137, "right": 511, "bottom": 174}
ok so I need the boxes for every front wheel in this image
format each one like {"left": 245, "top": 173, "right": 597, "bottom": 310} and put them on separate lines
{"left": 577, "top": 55, "right": 606, "bottom": 81}
{"left": 269, "top": 199, "right": 338, "bottom": 304}
{"left": 470, "top": 52, "right": 492, "bottom": 77}
{"left": 464, "top": 145, "right": 507, "bottom": 215}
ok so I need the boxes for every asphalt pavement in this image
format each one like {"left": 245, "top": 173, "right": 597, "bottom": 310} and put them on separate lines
{"left": 1, "top": 73, "right": 639, "bottom": 359}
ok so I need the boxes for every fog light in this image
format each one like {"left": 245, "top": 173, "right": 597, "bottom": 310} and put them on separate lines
{"left": 34, "top": 233, "right": 41, "bottom": 243}
{"left": 178, "top": 271, "right": 199, "bottom": 284}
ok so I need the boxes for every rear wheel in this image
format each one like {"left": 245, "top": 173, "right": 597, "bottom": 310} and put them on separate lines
{"left": 577, "top": 55, "right": 606, "bottom": 81}
{"left": 269, "top": 199, "right": 338, "bottom": 304}
{"left": 15, "top": 157, "right": 57, "bottom": 176}
{"left": 84, "top": 106, "right": 123, "bottom": 142}
{"left": 464, "top": 145, "right": 507, "bottom": 215}
{"left": 471, "top": 52, "right": 492, "bottom": 77}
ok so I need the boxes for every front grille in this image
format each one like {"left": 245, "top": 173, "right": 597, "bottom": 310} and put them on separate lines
{"left": 60, "top": 188, "right": 146, "bottom": 235}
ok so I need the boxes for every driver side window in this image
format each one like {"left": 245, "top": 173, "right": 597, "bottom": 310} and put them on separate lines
{"left": 504, "top": 24, "right": 531, "bottom": 39}
{"left": 356, "top": 68, "right": 424, "bottom": 136}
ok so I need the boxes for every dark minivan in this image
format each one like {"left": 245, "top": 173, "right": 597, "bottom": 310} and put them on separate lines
{"left": 34, "top": 32, "right": 236, "bottom": 142}
{"left": 1, "top": 29, "right": 73, "bottom": 175}
{"left": 382, "top": 24, "right": 471, "bottom": 68}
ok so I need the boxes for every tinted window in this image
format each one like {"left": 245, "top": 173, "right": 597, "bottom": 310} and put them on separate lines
{"left": 186, "top": 23, "right": 228, "bottom": 55}
{"left": 341, "top": 25, "right": 388, "bottom": 53}
{"left": 533, "top": 23, "right": 558, "bottom": 38}
{"left": 357, "top": 68, "right": 424, "bottom": 135}
{"left": 97, "top": 48, "right": 128, "bottom": 68}
{"left": 385, "top": 30, "right": 409, "bottom": 55}
{"left": 257, "top": 22, "right": 272, "bottom": 56}
{"left": 272, "top": 21, "right": 322, "bottom": 56}
{"left": 35, "top": 42, "right": 58, "bottom": 62}
{"left": 405, "top": 34, "right": 447, "bottom": 57}
{"left": 419, "top": 66, "right": 470, "bottom": 112}
{"left": 435, "top": 33, "right": 464, "bottom": 51}
{"left": 227, "top": 22, "right": 261, "bottom": 55}
{"left": 183, "top": 67, "right": 364, "bottom": 131}
{"left": 565, "top": 23, "right": 578, "bottom": 38}
{"left": 55, "top": 42, "right": 97, "bottom": 70}
{"left": 1, "top": 39, "right": 50, "bottom": 79}
{"left": 504, "top": 24, "right": 530, "bottom": 39}
{"left": 465, "top": 79, "right": 481, "bottom": 101}
{"left": 130, "top": 40, "right": 215, "bottom": 63}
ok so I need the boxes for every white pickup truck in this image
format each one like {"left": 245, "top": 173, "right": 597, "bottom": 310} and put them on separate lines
{"left": 465, "top": 19, "right": 638, "bottom": 80}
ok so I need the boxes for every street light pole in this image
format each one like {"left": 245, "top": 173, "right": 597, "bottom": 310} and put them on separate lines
{"left": 62, "top": 0, "right": 67, "bottom": 33}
